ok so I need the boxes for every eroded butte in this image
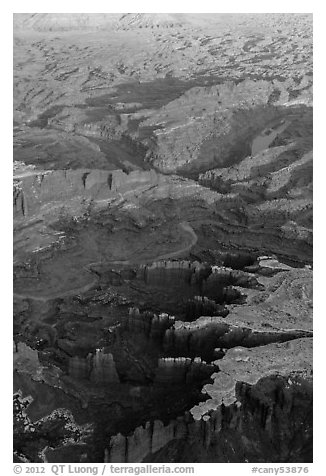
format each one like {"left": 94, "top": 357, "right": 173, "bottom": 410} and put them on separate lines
{"left": 13, "top": 13, "right": 313, "bottom": 464}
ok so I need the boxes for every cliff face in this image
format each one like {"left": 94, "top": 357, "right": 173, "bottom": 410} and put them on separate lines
{"left": 201, "top": 266, "right": 260, "bottom": 298}
{"left": 154, "top": 357, "right": 216, "bottom": 386}
{"left": 13, "top": 181, "right": 26, "bottom": 218}
{"left": 13, "top": 169, "right": 164, "bottom": 219}
{"left": 139, "top": 261, "right": 258, "bottom": 292}
{"left": 184, "top": 296, "right": 229, "bottom": 320}
{"left": 104, "top": 376, "right": 312, "bottom": 463}
{"left": 139, "top": 260, "right": 209, "bottom": 289}
{"left": 90, "top": 350, "right": 120, "bottom": 384}
{"left": 13, "top": 13, "right": 312, "bottom": 464}
{"left": 68, "top": 349, "right": 120, "bottom": 384}
{"left": 105, "top": 338, "right": 312, "bottom": 463}
{"left": 126, "top": 308, "right": 175, "bottom": 342}
{"left": 13, "top": 158, "right": 312, "bottom": 274}
{"left": 163, "top": 317, "right": 311, "bottom": 360}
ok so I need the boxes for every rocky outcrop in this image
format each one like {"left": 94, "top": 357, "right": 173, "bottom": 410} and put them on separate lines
{"left": 13, "top": 181, "right": 26, "bottom": 218}
{"left": 13, "top": 169, "right": 165, "bottom": 220}
{"left": 184, "top": 296, "right": 229, "bottom": 320}
{"left": 139, "top": 261, "right": 259, "bottom": 301}
{"left": 139, "top": 260, "right": 209, "bottom": 287}
{"left": 126, "top": 308, "right": 175, "bottom": 342}
{"left": 90, "top": 349, "right": 120, "bottom": 384}
{"left": 13, "top": 13, "right": 312, "bottom": 465}
{"left": 68, "top": 349, "right": 119, "bottom": 384}
{"left": 104, "top": 379, "right": 308, "bottom": 462}
{"left": 244, "top": 255, "right": 293, "bottom": 276}
{"left": 163, "top": 316, "right": 312, "bottom": 359}
{"left": 154, "top": 357, "right": 215, "bottom": 385}
{"left": 191, "top": 337, "right": 313, "bottom": 417}
{"left": 48, "top": 110, "right": 123, "bottom": 140}
{"left": 104, "top": 416, "right": 190, "bottom": 463}
{"left": 105, "top": 338, "right": 312, "bottom": 463}
{"left": 202, "top": 266, "right": 261, "bottom": 300}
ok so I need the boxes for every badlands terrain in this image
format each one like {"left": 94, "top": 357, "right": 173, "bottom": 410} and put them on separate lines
{"left": 13, "top": 13, "right": 313, "bottom": 463}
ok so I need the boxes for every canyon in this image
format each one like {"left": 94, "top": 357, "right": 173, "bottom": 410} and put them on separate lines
{"left": 13, "top": 13, "right": 313, "bottom": 464}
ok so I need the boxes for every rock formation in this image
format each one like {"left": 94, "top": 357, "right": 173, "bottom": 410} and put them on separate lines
{"left": 154, "top": 357, "right": 215, "bottom": 385}
{"left": 13, "top": 169, "right": 165, "bottom": 219}
{"left": 126, "top": 308, "right": 175, "bottom": 341}
{"left": 105, "top": 338, "right": 312, "bottom": 463}
{"left": 13, "top": 13, "right": 313, "bottom": 464}
{"left": 68, "top": 349, "right": 120, "bottom": 384}
{"left": 184, "top": 296, "right": 229, "bottom": 320}
{"left": 163, "top": 316, "right": 311, "bottom": 360}
{"left": 89, "top": 349, "right": 120, "bottom": 384}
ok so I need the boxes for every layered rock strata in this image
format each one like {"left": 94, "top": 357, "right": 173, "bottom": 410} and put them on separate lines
{"left": 154, "top": 357, "right": 215, "bottom": 386}
{"left": 163, "top": 317, "right": 311, "bottom": 359}
{"left": 68, "top": 349, "right": 119, "bottom": 384}
{"left": 126, "top": 308, "right": 175, "bottom": 341}
{"left": 104, "top": 338, "right": 312, "bottom": 463}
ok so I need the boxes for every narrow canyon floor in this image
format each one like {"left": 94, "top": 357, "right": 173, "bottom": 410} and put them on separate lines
{"left": 13, "top": 13, "right": 313, "bottom": 464}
